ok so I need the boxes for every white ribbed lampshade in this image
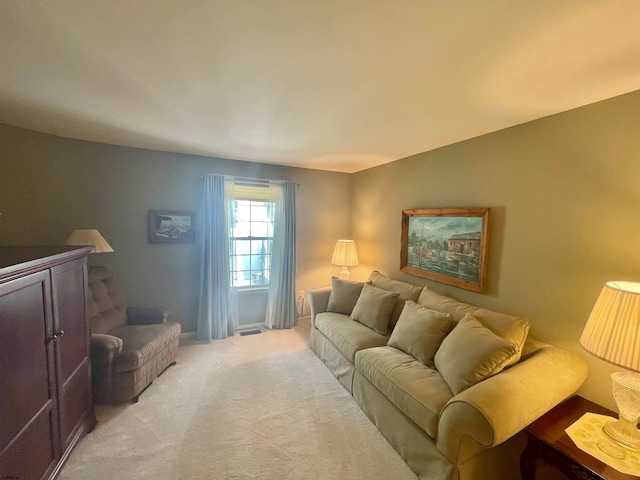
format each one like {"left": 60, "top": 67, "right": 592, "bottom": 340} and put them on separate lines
{"left": 580, "top": 281, "right": 640, "bottom": 372}
{"left": 65, "top": 229, "right": 114, "bottom": 253}
{"left": 331, "top": 240, "right": 359, "bottom": 267}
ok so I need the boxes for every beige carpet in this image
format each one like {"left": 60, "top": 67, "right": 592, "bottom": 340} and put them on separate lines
{"left": 59, "top": 319, "right": 418, "bottom": 480}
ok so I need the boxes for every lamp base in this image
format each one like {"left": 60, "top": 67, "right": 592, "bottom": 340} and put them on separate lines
{"left": 338, "top": 267, "right": 351, "bottom": 281}
{"left": 603, "top": 418, "right": 640, "bottom": 452}
{"left": 603, "top": 371, "right": 640, "bottom": 452}
{"left": 596, "top": 438, "right": 626, "bottom": 459}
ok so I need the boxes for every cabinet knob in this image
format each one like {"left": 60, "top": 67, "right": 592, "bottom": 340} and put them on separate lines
{"left": 49, "top": 330, "right": 65, "bottom": 342}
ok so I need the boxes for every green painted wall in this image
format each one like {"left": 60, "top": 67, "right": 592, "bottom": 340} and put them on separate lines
{"left": 2, "top": 89, "right": 639, "bottom": 409}
{"left": 0, "top": 124, "right": 351, "bottom": 332}
{"left": 351, "top": 89, "right": 640, "bottom": 409}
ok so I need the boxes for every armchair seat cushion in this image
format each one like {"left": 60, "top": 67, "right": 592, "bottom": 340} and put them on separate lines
{"left": 356, "top": 346, "right": 453, "bottom": 438}
{"left": 315, "top": 311, "right": 389, "bottom": 363}
{"left": 110, "top": 321, "right": 181, "bottom": 373}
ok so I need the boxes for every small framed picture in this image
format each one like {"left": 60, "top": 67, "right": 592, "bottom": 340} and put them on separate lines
{"left": 149, "top": 210, "right": 195, "bottom": 243}
{"left": 400, "top": 207, "right": 490, "bottom": 293}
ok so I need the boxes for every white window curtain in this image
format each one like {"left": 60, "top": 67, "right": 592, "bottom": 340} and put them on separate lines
{"left": 265, "top": 181, "right": 297, "bottom": 329}
{"left": 196, "top": 174, "right": 234, "bottom": 340}
{"left": 225, "top": 178, "right": 241, "bottom": 330}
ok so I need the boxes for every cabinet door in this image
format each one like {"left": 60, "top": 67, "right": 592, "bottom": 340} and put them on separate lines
{"left": 50, "top": 258, "right": 93, "bottom": 453}
{"left": 0, "top": 271, "right": 59, "bottom": 480}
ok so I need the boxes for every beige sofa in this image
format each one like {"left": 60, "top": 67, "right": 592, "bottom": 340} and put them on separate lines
{"left": 308, "top": 271, "right": 587, "bottom": 480}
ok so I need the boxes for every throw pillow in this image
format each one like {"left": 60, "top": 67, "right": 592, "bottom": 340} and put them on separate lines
{"left": 434, "top": 314, "right": 517, "bottom": 395}
{"left": 388, "top": 301, "right": 453, "bottom": 367}
{"left": 417, "top": 287, "right": 531, "bottom": 367}
{"left": 471, "top": 308, "right": 531, "bottom": 367}
{"left": 367, "top": 270, "right": 423, "bottom": 328}
{"left": 350, "top": 284, "right": 400, "bottom": 335}
{"left": 326, "top": 277, "right": 366, "bottom": 315}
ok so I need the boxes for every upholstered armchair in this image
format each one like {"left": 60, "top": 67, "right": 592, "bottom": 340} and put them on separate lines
{"left": 87, "top": 266, "right": 181, "bottom": 403}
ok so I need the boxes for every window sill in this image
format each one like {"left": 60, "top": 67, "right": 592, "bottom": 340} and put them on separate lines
{"left": 235, "top": 287, "right": 269, "bottom": 295}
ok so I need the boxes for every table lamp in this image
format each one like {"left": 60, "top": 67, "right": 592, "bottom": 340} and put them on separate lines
{"left": 580, "top": 281, "right": 640, "bottom": 452}
{"left": 331, "top": 239, "right": 358, "bottom": 280}
{"left": 65, "top": 229, "right": 114, "bottom": 253}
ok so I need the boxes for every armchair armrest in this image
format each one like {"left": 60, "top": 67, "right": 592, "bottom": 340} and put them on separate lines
{"left": 307, "top": 288, "right": 331, "bottom": 327}
{"left": 436, "top": 341, "right": 588, "bottom": 463}
{"left": 90, "top": 334, "right": 123, "bottom": 362}
{"left": 90, "top": 334, "right": 124, "bottom": 401}
{"left": 126, "top": 306, "right": 170, "bottom": 325}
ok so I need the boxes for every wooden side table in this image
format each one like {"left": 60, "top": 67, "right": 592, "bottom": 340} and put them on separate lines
{"left": 521, "top": 395, "right": 640, "bottom": 480}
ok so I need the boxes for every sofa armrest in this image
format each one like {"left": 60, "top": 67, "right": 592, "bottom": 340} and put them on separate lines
{"left": 307, "top": 288, "right": 332, "bottom": 327}
{"left": 436, "top": 342, "right": 588, "bottom": 463}
{"left": 126, "top": 306, "right": 170, "bottom": 325}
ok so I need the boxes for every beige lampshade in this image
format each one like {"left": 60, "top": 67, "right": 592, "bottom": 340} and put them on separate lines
{"left": 331, "top": 240, "right": 359, "bottom": 267}
{"left": 65, "top": 229, "right": 114, "bottom": 253}
{"left": 580, "top": 281, "right": 640, "bottom": 372}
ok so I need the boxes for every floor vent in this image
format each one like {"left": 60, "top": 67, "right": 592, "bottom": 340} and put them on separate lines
{"left": 239, "top": 329, "right": 262, "bottom": 336}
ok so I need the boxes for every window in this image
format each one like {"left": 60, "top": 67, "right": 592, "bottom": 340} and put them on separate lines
{"left": 229, "top": 199, "right": 274, "bottom": 288}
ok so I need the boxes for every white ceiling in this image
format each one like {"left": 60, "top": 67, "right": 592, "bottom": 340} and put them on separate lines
{"left": 1, "top": 1, "right": 640, "bottom": 173}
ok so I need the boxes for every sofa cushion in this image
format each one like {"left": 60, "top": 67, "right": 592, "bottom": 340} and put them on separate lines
{"left": 110, "top": 321, "right": 182, "bottom": 373}
{"left": 434, "top": 315, "right": 516, "bottom": 395}
{"left": 315, "top": 312, "right": 389, "bottom": 363}
{"left": 417, "top": 287, "right": 531, "bottom": 367}
{"left": 368, "top": 271, "right": 423, "bottom": 329}
{"left": 351, "top": 284, "right": 400, "bottom": 334}
{"left": 326, "top": 277, "right": 366, "bottom": 315}
{"left": 355, "top": 346, "right": 453, "bottom": 438}
{"left": 388, "top": 301, "right": 453, "bottom": 367}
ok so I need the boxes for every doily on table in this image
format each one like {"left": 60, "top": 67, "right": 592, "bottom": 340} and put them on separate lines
{"left": 566, "top": 412, "right": 640, "bottom": 476}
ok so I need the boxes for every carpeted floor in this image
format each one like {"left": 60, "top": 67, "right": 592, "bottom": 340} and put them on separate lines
{"left": 59, "top": 318, "right": 418, "bottom": 480}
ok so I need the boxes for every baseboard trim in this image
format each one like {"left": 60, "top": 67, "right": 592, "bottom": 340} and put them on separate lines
{"left": 179, "top": 331, "right": 197, "bottom": 346}
{"left": 178, "top": 319, "right": 310, "bottom": 345}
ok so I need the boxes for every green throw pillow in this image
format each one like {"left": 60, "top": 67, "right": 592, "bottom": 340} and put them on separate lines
{"left": 327, "top": 277, "right": 366, "bottom": 315}
{"left": 434, "top": 314, "right": 517, "bottom": 395}
{"left": 367, "top": 270, "right": 423, "bottom": 328}
{"left": 417, "top": 288, "right": 531, "bottom": 367}
{"left": 350, "top": 284, "right": 400, "bottom": 334}
{"left": 388, "top": 301, "right": 453, "bottom": 367}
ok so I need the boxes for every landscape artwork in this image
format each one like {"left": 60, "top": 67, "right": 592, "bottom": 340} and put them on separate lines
{"left": 149, "top": 210, "right": 195, "bottom": 243}
{"left": 400, "top": 208, "right": 490, "bottom": 293}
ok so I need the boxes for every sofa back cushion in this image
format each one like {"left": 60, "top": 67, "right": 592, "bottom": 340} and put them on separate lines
{"left": 417, "top": 287, "right": 531, "bottom": 367}
{"left": 351, "top": 284, "right": 400, "bottom": 335}
{"left": 388, "top": 301, "right": 453, "bottom": 367}
{"left": 326, "top": 277, "right": 366, "bottom": 315}
{"left": 87, "top": 266, "right": 127, "bottom": 334}
{"left": 367, "top": 271, "right": 423, "bottom": 329}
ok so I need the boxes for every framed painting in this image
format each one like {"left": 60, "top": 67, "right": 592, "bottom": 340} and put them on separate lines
{"left": 400, "top": 208, "right": 490, "bottom": 293}
{"left": 149, "top": 210, "right": 195, "bottom": 243}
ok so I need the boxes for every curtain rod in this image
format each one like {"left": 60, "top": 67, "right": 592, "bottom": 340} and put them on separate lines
{"left": 201, "top": 174, "right": 301, "bottom": 187}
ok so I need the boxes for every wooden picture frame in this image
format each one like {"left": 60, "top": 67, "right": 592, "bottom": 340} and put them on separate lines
{"left": 149, "top": 210, "right": 195, "bottom": 243}
{"left": 400, "top": 208, "right": 490, "bottom": 293}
